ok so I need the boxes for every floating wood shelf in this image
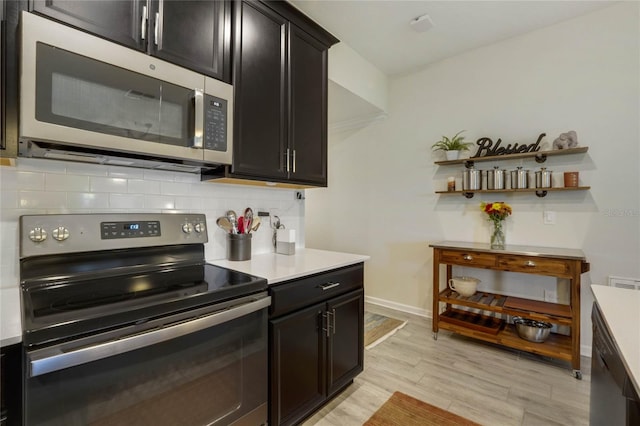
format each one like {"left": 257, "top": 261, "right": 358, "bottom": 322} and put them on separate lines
{"left": 434, "top": 146, "right": 589, "bottom": 167}
{"left": 435, "top": 186, "right": 591, "bottom": 199}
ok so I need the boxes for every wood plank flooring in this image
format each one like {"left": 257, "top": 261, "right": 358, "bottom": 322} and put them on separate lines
{"left": 303, "top": 303, "right": 591, "bottom": 426}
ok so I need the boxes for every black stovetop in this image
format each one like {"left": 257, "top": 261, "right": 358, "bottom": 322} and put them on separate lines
{"left": 20, "top": 245, "right": 267, "bottom": 348}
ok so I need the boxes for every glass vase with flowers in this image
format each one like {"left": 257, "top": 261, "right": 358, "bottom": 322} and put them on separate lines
{"left": 480, "top": 201, "right": 512, "bottom": 249}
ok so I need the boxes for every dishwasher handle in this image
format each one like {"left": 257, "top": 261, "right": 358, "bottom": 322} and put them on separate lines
{"left": 28, "top": 295, "right": 271, "bottom": 377}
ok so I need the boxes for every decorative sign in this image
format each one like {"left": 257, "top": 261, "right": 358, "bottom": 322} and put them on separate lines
{"left": 471, "top": 133, "right": 545, "bottom": 158}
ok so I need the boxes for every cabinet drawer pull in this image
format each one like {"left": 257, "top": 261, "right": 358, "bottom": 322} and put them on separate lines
{"left": 319, "top": 282, "right": 340, "bottom": 291}
{"left": 463, "top": 254, "right": 473, "bottom": 261}
{"left": 525, "top": 260, "right": 537, "bottom": 267}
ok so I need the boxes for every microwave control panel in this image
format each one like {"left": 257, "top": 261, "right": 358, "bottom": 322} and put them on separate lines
{"left": 204, "top": 94, "right": 227, "bottom": 152}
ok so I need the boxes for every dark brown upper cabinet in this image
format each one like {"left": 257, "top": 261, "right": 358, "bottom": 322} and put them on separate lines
{"left": 30, "top": 0, "right": 231, "bottom": 82}
{"left": 214, "top": 0, "right": 338, "bottom": 187}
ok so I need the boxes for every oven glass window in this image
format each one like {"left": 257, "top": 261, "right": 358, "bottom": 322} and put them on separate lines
{"left": 25, "top": 308, "right": 268, "bottom": 426}
{"left": 36, "top": 43, "right": 192, "bottom": 147}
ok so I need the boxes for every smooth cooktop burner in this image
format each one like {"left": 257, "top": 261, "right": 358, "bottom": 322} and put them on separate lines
{"left": 20, "top": 246, "right": 267, "bottom": 348}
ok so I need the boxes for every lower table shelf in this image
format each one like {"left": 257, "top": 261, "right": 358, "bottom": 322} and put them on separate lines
{"left": 438, "top": 308, "right": 572, "bottom": 362}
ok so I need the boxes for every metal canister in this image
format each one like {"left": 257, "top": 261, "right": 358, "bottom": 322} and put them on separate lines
{"left": 510, "top": 167, "right": 529, "bottom": 189}
{"left": 487, "top": 166, "right": 506, "bottom": 190}
{"left": 462, "top": 167, "right": 482, "bottom": 190}
{"left": 535, "top": 167, "right": 553, "bottom": 188}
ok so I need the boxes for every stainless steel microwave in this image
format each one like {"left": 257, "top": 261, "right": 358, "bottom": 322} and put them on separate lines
{"left": 19, "top": 11, "right": 233, "bottom": 172}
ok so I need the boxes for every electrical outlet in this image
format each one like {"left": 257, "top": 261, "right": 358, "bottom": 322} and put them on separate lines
{"left": 544, "top": 290, "right": 557, "bottom": 302}
{"left": 543, "top": 211, "right": 556, "bottom": 225}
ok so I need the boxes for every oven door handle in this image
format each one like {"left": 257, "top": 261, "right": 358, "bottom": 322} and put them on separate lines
{"left": 28, "top": 295, "right": 271, "bottom": 377}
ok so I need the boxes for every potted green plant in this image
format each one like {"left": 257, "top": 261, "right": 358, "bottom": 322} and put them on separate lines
{"left": 431, "top": 130, "right": 473, "bottom": 160}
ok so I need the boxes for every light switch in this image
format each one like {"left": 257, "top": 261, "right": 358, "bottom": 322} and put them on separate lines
{"left": 543, "top": 211, "right": 556, "bottom": 225}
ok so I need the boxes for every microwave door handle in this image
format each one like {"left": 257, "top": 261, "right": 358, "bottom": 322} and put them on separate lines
{"left": 193, "top": 89, "right": 204, "bottom": 148}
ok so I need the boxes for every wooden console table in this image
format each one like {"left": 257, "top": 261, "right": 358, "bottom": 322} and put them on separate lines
{"left": 430, "top": 241, "right": 590, "bottom": 379}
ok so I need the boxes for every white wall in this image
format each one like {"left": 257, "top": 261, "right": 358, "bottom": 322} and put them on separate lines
{"left": 306, "top": 2, "right": 640, "bottom": 355}
{"left": 0, "top": 158, "right": 305, "bottom": 290}
{"left": 328, "top": 42, "right": 388, "bottom": 113}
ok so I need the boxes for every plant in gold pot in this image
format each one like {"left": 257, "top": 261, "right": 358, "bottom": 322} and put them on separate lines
{"left": 431, "top": 130, "right": 473, "bottom": 160}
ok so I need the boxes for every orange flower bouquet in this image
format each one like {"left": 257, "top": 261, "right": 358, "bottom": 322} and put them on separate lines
{"left": 480, "top": 202, "right": 512, "bottom": 249}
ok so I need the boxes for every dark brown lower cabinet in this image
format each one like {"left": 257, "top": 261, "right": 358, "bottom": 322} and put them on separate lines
{"left": 1, "top": 343, "right": 22, "bottom": 426}
{"left": 269, "top": 265, "right": 364, "bottom": 426}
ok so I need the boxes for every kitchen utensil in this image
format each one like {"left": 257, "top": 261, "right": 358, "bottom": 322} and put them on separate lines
{"left": 216, "top": 217, "right": 233, "bottom": 233}
{"left": 510, "top": 167, "right": 529, "bottom": 189}
{"left": 226, "top": 210, "right": 238, "bottom": 234}
{"left": 447, "top": 276, "right": 480, "bottom": 297}
{"left": 243, "top": 208, "right": 253, "bottom": 234}
{"left": 270, "top": 215, "right": 281, "bottom": 230}
{"left": 250, "top": 217, "right": 261, "bottom": 233}
{"left": 237, "top": 216, "right": 245, "bottom": 234}
{"left": 535, "top": 167, "right": 553, "bottom": 188}
{"left": 487, "top": 166, "right": 506, "bottom": 190}
{"left": 513, "top": 317, "right": 552, "bottom": 343}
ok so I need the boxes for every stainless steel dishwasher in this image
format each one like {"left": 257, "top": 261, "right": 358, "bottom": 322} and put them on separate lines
{"left": 590, "top": 303, "right": 640, "bottom": 425}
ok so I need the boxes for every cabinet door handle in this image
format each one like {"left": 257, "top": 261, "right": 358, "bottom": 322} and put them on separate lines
{"left": 329, "top": 308, "right": 336, "bottom": 335}
{"left": 292, "top": 149, "right": 296, "bottom": 173}
{"left": 463, "top": 254, "right": 473, "bottom": 261}
{"left": 154, "top": 12, "right": 160, "bottom": 45}
{"left": 525, "top": 260, "right": 537, "bottom": 267}
{"left": 285, "top": 148, "right": 291, "bottom": 173}
{"left": 321, "top": 312, "right": 330, "bottom": 338}
{"left": 319, "top": 282, "right": 340, "bottom": 291}
{"left": 141, "top": 5, "right": 148, "bottom": 41}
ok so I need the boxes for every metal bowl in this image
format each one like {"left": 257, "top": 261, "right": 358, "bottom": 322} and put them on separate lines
{"left": 513, "top": 317, "right": 552, "bottom": 343}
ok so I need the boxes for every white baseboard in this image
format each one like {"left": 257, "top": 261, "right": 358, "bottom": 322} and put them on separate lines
{"left": 364, "top": 295, "right": 592, "bottom": 359}
{"left": 365, "top": 295, "right": 431, "bottom": 318}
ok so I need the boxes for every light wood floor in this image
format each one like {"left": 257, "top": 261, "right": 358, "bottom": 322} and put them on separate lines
{"left": 303, "top": 303, "right": 591, "bottom": 426}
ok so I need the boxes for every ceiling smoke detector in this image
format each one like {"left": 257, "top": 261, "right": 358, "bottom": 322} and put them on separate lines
{"left": 410, "top": 14, "right": 434, "bottom": 33}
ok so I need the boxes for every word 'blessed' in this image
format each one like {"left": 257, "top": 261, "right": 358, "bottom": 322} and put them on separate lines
{"left": 472, "top": 133, "right": 545, "bottom": 158}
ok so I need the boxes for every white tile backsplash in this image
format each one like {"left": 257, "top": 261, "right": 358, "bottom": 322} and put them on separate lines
{"left": 89, "top": 176, "right": 128, "bottom": 193}
{"left": 46, "top": 173, "right": 90, "bottom": 192}
{"left": 17, "top": 171, "right": 45, "bottom": 190}
{"left": 19, "top": 190, "right": 67, "bottom": 209}
{"left": 0, "top": 159, "right": 304, "bottom": 290}
{"left": 67, "top": 192, "right": 110, "bottom": 209}
{"left": 128, "top": 179, "right": 160, "bottom": 194}
{"left": 109, "top": 193, "right": 145, "bottom": 209}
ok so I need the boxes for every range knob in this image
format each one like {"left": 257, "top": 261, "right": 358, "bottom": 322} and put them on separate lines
{"left": 194, "top": 222, "right": 206, "bottom": 233}
{"left": 52, "top": 226, "right": 70, "bottom": 241}
{"left": 182, "top": 223, "right": 194, "bottom": 234}
{"left": 29, "top": 227, "right": 47, "bottom": 243}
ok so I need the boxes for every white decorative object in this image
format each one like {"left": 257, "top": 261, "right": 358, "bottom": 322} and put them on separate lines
{"left": 276, "top": 229, "right": 296, "bottom": 255}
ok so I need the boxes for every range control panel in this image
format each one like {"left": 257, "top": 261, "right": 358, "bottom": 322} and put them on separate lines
{"left": 19, "top": 213, "right": 208, "bottom": 258}
{"left": 101, "top": 220, "right": 161, "bottom": 239}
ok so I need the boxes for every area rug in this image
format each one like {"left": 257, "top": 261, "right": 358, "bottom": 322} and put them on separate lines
{"left": 364, "top": 312, "right": 407, "bottom": 349}
{"left": 364, "top": 391, "right": 481, "bottom": 426}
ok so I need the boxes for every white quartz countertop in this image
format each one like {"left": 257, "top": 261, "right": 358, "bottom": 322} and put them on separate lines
{"left": 1, "top": 288, "right": 22, "bottom": 347}
{"left": 591, "top": 285, "right": 640, "bottom": 394}
{"left": 207, "top": 248, "right": 369, "bottom": 284}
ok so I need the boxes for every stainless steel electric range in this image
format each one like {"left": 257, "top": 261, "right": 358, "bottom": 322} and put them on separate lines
{"left": 19, "top": 213, "right": 269, "bottom": 426}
